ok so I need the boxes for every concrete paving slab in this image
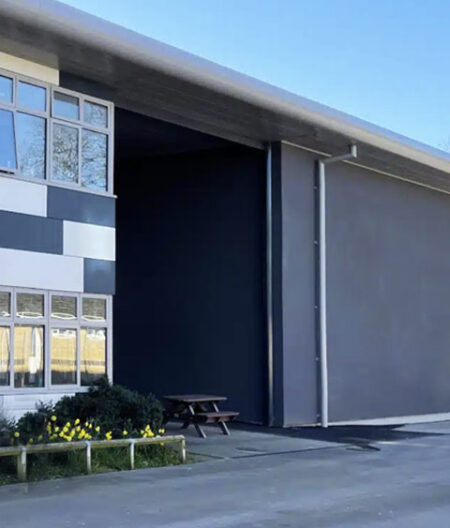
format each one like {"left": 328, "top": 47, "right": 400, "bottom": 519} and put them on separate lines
{"left": 164, "top": 421, "right": 336, "bottom": 459}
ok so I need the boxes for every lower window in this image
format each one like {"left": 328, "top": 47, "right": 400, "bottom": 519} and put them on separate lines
{"left": 0, "top": 288, "right": 110, "bottom": 390}
{"left": 50, "top": 328, "right": 77, "bottom": 385}
{"left": 14, "top": 325, "right": 44, "bottom": 388}
{"left": 80, "top": 327, "right": 106, "bottom": 386}
{"left": 0, "top": 326, "right": 10, "bottom": 386}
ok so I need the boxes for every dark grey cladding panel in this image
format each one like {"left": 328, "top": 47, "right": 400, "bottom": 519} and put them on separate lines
{"left": 47, "top": 187, "right": 116, "bottom": 227}
{"left": 0, "top": 210, "right": 62, "bottom": 254}
{"left": 84, "top": 259, "right": 115, "bottom": 294}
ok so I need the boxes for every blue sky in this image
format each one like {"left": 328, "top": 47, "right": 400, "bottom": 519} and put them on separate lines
{"left": 63, "top": 0, "right": 450, "bottom": 150}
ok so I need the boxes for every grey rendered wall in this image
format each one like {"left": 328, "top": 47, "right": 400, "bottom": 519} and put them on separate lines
{"left": 275, "top": 144, "right": 318, "bottom": 425}
{"left": 327, "top": 163, "right": 450, "bottom": 421}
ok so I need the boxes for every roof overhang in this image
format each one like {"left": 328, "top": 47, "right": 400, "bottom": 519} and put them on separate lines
{"left": 1, "top": 0, "right": 450, "bottom": 191}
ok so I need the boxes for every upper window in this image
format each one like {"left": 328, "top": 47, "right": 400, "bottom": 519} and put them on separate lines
{"left": 0, "top": 69, "right": 113, "bottom": 194}
{"left": 53, "top": 92, "right": 79, "bottom": 120}
{"left": 0, "top": 75, "right": 13, "bottom": 103}
{"left": 0, "top": 109, "right": 17, "bottom": 171}
{"left": 18, "top": 81, "right": 46, "bottom": 112}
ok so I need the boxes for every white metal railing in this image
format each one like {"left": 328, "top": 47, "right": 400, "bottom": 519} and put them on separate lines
{"left": 0, "top": 435, "right": 186, "bottom": 482}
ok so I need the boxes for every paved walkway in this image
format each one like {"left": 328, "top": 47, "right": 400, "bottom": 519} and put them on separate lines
{"left": 1, "top": 422, "right": 450, "bottom": 527}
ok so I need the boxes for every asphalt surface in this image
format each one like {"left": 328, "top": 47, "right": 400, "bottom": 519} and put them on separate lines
{"left": 1, "top": 422, "right": 450, "bottom": 527}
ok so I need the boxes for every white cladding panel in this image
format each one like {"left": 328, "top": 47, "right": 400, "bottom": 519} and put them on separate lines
{"left": 63, "top": 221, "right": 116, "bottom": 261}
{"left": 0, "top": 248, "right": 83, "bottom": 291}
{"left": 0, "top": 177, "right": 47, "bottom": 217}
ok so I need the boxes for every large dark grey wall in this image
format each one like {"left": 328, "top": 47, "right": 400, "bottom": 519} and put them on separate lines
{"left": 114, "top": 146, "right": 267, "bottom": 423}
{"left": 327, "top": 163, "right": 450, "bottom": 421}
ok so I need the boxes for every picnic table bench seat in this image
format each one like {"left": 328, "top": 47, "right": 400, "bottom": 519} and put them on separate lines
{"left": 163, "top": 394, "right": 239, "bottom": 438}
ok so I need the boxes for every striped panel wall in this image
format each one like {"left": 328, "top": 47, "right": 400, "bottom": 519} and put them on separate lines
{"left": 0, "top": 176, "right": 116, "bottom": 294}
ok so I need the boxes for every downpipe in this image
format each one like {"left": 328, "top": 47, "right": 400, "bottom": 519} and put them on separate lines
{"left": 266, "top": 143, "right": 274, "bottom": 426}
{"left": 318, "top": 145, "right": 357, "bottom": 427}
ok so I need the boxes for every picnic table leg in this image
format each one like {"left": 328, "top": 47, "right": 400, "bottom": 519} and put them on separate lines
{"left": 211, "top": 402, "right": 231, "bottom": 436}
{"left": 188, "top": 404, "right": 207, "bottom": 439}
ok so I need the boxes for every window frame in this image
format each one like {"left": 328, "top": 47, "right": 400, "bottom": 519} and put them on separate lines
{"left": 0, "top": 68, "right": 114, "bottom": 196}
{"left": 0, "top": 286, "right": 112, "bottom": 394}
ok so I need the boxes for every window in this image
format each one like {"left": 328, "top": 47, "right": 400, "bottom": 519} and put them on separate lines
{"left": 0, "top": 288, "right": 111, "bottom": 390}
{"left": 18, "top": 81, "right": 46, "bottom": 111}
{"left": 82, "top": 129, "right": 108, "bottom": 191}
{"left": 14, "top": 325, "right": 44, "bottom": 388}
{"left": 51, "top": 328, "right": 77, "bottom": 385}
{"left": 81, "top": 327, "right": 106, "bottom": 386}
{"left": 84, "top": 101, "right": 108, "bottom": 128}
{"left": 0, "top": 327, "right": 10, "bottom": 386}
{"left": 51, "top": 296, "right": 77, "bottom": 320}
{"left": 0, "top": 292, "right": 11, "bottom": 318}
{"left": 52, "top": 123, "right": 79, "bottom": 183}
{"left": 53, "top": 92, "right": 79, "bottom": 120}
{"left": 0, "top": 68, "right": 113, "bottom": 193}
{"left": 0, "top": 109, "right": 17, "bottom": 170}
{"left": 0, "top": 75, "right": 13, "bottom": 103}
{"left": 16, "top": 293, "right": 44, "bottom": 319}
{"left": 17, "top": 113, "right": 46, "bottom": 179}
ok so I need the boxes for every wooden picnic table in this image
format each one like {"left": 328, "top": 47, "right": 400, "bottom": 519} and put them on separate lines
{"left": 163, "top": 394, "right": 239, "bottom": 438}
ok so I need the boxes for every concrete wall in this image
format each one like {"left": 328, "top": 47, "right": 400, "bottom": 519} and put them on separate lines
{"left": 327, "top": 163, "right": 450, "bottom": 421}
{"left": 114, "top": 146, "right": 267, "bottom": 423}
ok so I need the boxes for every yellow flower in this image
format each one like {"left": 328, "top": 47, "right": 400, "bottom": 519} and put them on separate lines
{"left": 75, "top": 419, "right": 80, "bottom": 425}
{"left": 37, "top": 435, "right": 43, "bottom": 442}
{"left": 14, "top": 432, "right": 20, "bottom": 438}
{"left": 65, "top": 422, "right": 71, "bottom": 428}
{"left": 145, "top": 425, "right": 150, "bottom": 431}
{"left": 76, "top": 426, "right": 81, "bottom": 432}
{"left": 85, "top": 422, "right": 89, "bottom": 427}
{"left": 140, "top": 430, "right": 145, "bottom": 436}
{"left": 95, "top": 426, "right": 100, "bottom": 433}
{"left": 54, "top": 426, "right": 60, "bottom": 432}
{"left": 85, "top": 434, "right": 92, "bottom": 440}
{"left": 105, "top": 431, "right": 112, "bottom": 440}
{"left": 50, "top": 415, "right": 57, "bottom": 422}
{"left": 50, "top": 434, "right": 57, "bottom": 440}
{"left": 28, "top": 438, "right": 34, "bottom": 444}
{"left": 89, "top": 423, "right": 93, "bottom": 429}
{"left": 122, "top": 430, "right": 128, "bottom": 436}
{"left": 158, "top": 429, "right": 165, "bottom": 435}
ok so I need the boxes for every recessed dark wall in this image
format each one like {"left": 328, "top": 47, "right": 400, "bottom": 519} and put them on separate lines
{"left": 114, "top": 145, "right": 267, "bottom": 423}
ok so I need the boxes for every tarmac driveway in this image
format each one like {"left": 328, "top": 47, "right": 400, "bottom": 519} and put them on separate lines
{"left": 1, "top": 421, "right": 450, "bottom": 527}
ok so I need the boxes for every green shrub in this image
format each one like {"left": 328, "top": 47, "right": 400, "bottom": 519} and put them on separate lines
{"left": 0, "top": 407, "right": 14, "bottom": 447}
{"left": 53, "top": 377, "right": 163, "bottom": 437}
{"left": 11, "top": 378, "right": 164, "bottom": 444}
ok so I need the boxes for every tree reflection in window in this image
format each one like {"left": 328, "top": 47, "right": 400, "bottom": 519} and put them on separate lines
{"left": 52, "top": 123, "right": 79, "bottom": 183}
{"left": 0, "top": 109, "right": 17, "bottom": 170}
{"left": 17, "top": 113, "right": 46, "bottom": 179}
{"left": 82, "top": 129, "right": 107, "bottom": 191}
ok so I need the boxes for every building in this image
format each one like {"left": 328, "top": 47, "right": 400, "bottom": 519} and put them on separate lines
{"left": 0, "top": 0, "right": 449, "bottom": 426}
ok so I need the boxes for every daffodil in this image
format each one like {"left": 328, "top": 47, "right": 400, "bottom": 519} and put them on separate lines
{"left": 54, "top": 426, "right": 60, "bottom": 432}
{"left": 95, "top": 426, "right": 100, "bottom": 433}
{"left": 105, "top": 431, "right": 112, "bottom": 440}
{"left": 14, "top": 432, "right": 20, "bottom": 438}
{"left": 122, "top": 430, "right": 128, "bottom": 436}
{"left": 50, "top": 415, "right": 57, "bottom": 422}
{"left": 158, "top": 429, "right": 165, "bottom": 435}
{"left": 75, "top": 418, "right": 80, "bottom": 425}
{"left": 37, "top": 435, "right": 43, "bottom": 442}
